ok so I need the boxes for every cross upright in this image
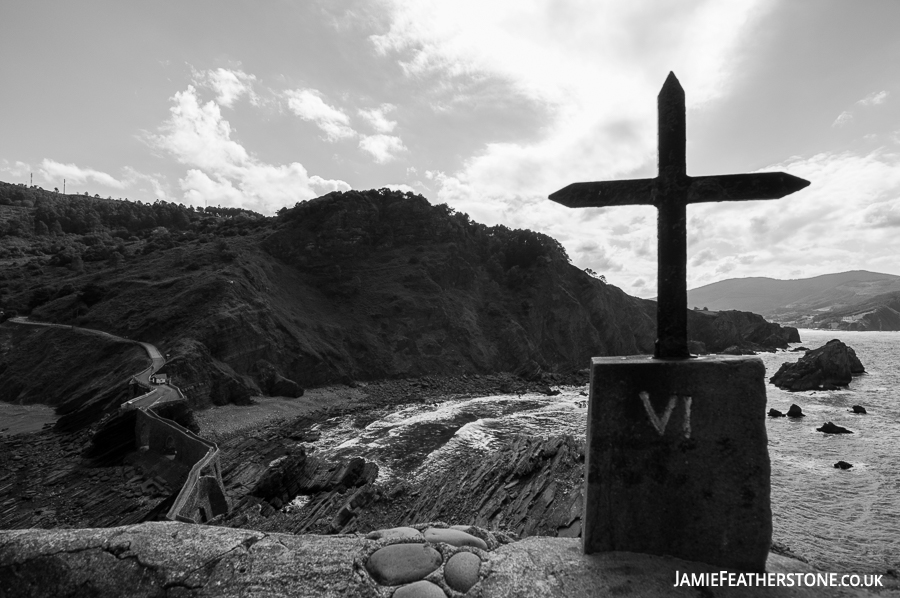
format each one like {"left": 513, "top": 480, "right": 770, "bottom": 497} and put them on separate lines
{"left": 550, "top": 72, "right": 810, "bottom": 359}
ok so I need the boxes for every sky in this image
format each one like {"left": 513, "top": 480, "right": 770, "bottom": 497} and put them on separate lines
{"left": 1, "top": 0, "right": 899, "bottom": 298}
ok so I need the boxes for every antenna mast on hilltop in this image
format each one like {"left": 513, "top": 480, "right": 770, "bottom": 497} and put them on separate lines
{"left": 63, "top": 179, "right": 66, "bottom": 194}
{"left": 30, "top": 173, "right": 32, "bottom": 187}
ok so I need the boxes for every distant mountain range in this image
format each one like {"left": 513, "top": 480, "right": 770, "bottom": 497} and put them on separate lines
{"left": 687, "top": 270, "right": 900, "bottom": 330}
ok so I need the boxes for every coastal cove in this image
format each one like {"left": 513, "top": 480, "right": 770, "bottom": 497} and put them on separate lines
{"left": 761, "top": 329, "right": 900, "bottom": 573}
{"left": 289, "top": 329, "right": 900, "bottom": 574}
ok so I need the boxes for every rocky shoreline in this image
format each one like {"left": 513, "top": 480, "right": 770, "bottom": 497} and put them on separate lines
{"left": 0, "top": 371, "right": 586, "bottom": 532}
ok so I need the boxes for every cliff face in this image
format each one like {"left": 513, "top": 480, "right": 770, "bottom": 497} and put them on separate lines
{"left": 686, "top": 309, "right": 801, "bottom": 353}
{"left": 257, "top": 190, "right": 656, "bottom": 384}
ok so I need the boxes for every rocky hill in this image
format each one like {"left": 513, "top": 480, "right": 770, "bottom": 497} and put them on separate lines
{"left": 806, "top": 289, "right": 900, "bottom": 331}
{"left": 1, "top": 183, "right": 796, "bottom": 425}
{"left": 687, "top": 270, "right": 900, "bottom": 330}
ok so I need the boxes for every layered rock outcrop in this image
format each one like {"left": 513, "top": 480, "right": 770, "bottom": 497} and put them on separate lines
{"left": 769, "top": 340, "right": 865, "bottom": 391}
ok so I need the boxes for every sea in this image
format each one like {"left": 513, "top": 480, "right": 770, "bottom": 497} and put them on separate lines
{"left": 311, "top": 329, "right": 900, "bottom": 573}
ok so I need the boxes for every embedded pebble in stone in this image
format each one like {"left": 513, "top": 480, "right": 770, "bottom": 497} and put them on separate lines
{"left": 423, "top": 527, "right": 487, "bottom": 549}
{"left": 393, "top": 580, "right": 447, "bottom": 598}
{"left": 444, "top": 551, "right": 481, "bottom": 593}
{"left": 365, "top": 526, "right": 422, "bottom": 541}
{"left": 365, "top": 543, "right": 442, "bottom": 585}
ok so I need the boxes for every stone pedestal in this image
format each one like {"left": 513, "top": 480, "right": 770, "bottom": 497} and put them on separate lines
{"left": 583, "top": 355, "right": 771, "bottom": 572}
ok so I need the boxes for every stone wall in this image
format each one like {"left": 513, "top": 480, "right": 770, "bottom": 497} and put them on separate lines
{"left": 133, "top": 408, "right": 227, "bottom": 523}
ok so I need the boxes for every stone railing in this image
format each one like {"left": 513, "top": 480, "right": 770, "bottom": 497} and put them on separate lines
{"left": 120, "top": 389, "right": 159, "bottom": 412}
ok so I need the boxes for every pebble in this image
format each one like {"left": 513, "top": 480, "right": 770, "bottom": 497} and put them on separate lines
{"left": 365, "top": 526, "right": 422, "bottom": 541}
{"left": 443, "top": 551, "right": 481, "bottom": 593}
{"left": 392, "top": 580, "right": 446, "bottom": 598}
{"left": 365, "top": 543, "right": 442, "bottom": 585}
{"left": 423, "top": 527, "right": 487, "bottom": 549}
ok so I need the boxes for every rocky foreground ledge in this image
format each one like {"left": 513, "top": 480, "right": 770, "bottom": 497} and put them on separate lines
{"left": 2, "top": 522, "right": 894, "bottom": 598}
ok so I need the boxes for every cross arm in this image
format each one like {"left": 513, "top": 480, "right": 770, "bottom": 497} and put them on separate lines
{"left": 686, "top": 172, "right": 810, "bottom": 204}
{"left": 549, "top": 178, "right": 657, "bottom": 208}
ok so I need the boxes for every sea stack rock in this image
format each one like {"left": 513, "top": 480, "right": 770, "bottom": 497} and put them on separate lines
{"left": 850, "top": 405, "right": 867, "bottom": 414}
{"left": 769, "top": 339, "right": 865, "bottom": 391}
{"left": 834, "top": 461, "right": 853, "bottom": 470}
{"left": 817, "top": 422, "right": 853, "bottom": 434}
{"left": 786, "top": 404, "right": 805, "bottom": 418}
{"left": 768, "top": 408, "right": 786, "bottom": 417}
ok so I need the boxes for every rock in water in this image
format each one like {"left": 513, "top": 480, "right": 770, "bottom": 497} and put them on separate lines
{"left": 769, "top": 339, "right": 865, "bottom": 391}
{"left": 786, "top": 404, "right": 805, "bottom": 418}
{"left": 850, "top": 405, "right": 867, "bottom": 414}
{"left": 834, "top": 461, "right": 853, "bottom": 470}
{"left": 768, "top": 408, "right": 786, "bottom": 417}
{"left": 817, "top": 422, "right": 853, "bottom": 434}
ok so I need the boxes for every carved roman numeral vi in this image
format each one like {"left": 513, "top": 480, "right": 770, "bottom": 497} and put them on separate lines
{"left": 638, "top": 391, "right": 692, "bottom": 438}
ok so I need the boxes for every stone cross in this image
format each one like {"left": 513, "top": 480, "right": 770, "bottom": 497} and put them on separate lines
{"left": 549, "top": 72, "right": 809, "bottom": 359}
{"left": 550, "top": 73, "right": 812, "bottom": 572}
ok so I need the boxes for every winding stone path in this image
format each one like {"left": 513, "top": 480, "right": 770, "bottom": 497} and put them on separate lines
{"left": 8, "top": 317, "right": 180, "bottom": 410}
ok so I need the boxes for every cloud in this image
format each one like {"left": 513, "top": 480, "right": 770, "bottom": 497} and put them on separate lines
{"left": 689, "top": 248, "right": 716, "bottom": 267}
{"left": 39, "top": 159, "right": 125, "bottom": 188}
{"left": 833, "top": 91, "right": 890, "bottom": 127}
{"left": 857, "top": 90, "right": 889, "bottom": 107}
{"left": 369, "top": 0, "right": 774, "bottom": 297}
{"left": 358, "top": 104, "right": 398, "bottom": 133}
{"left": 832, "top": 111, "right": 853, "bottom": 127}
{"left": 148, "top": 86, "right": 249, "bottom": 175}
{"left": 149, "top": 86, "right": 350, "bottom": 213}
{"left": 194, "top": 68, "right": 259, "bottom": 107}
{"left": 121, "top": 167, "right": 174, "bottom": 201}
{"left": 384, "top": 183, "right": 416, "bottom": 194}
{"left": 864, "top": 201, "right": 900, "bottom": 228}
{"left": 284, "top": 89, "right": 356, "bottom": 141}
{"left": 359, "top": 134, "right": 407, "bottom": 163}
{"left": 683, "top": 148, "right": 900, "bottom": 286}
{"left": 0, "top": 159, "right": 31, "bottom": 178}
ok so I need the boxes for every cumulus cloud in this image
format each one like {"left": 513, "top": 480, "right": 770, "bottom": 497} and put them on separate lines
{"left": 358, "top": 104, "right": 398, "bottom": 133}
{"left": 39, "top": 159, "right": 125, "bottom": 188}
{"left": 148, "top": 86, "right": 249, "bottom": 175}
{"left": 359, "top": 134, "right": 407, "bottom": 163}
{"left": 194, "top": 68, "right": 259, "bottom": 107}
{"left": 149, "top": 85, "right": 350, "bottom": 213}
{"left": 284, "top": 89, "right": 356, "bottom": 141}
